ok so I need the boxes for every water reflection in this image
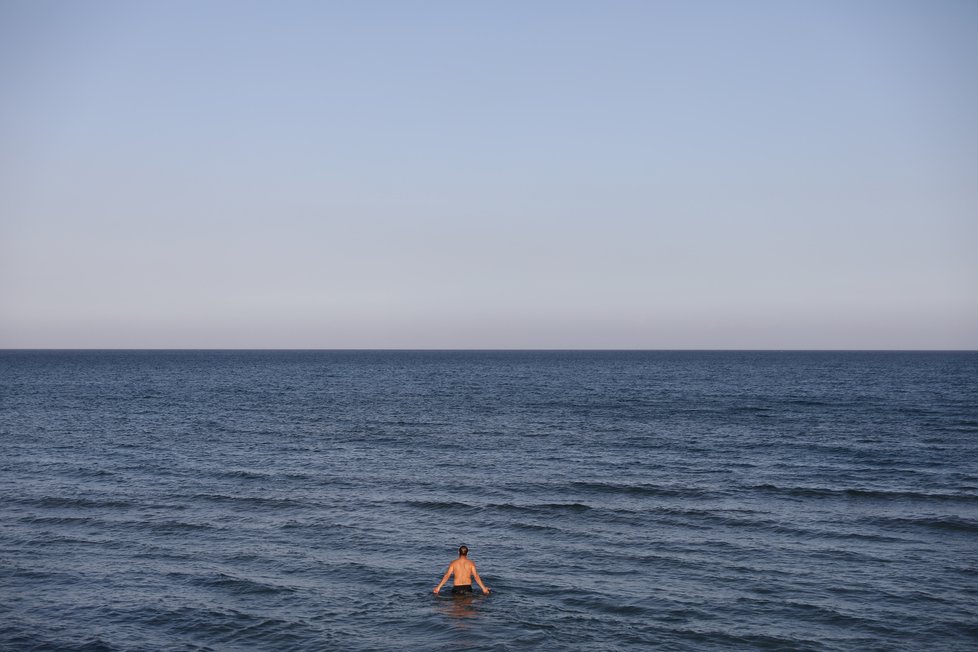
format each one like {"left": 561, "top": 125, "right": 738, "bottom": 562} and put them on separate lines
{"left": 434, "top": 592, "right": 487, "bottom": 625}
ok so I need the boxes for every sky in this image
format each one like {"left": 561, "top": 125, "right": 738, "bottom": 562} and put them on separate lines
{"left": 1, "top": 0, "right": 976, "bottom": 349}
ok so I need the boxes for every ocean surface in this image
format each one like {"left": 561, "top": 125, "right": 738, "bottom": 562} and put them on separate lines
{"left": 1, "top": 350, "right": 976, "bottom": 651}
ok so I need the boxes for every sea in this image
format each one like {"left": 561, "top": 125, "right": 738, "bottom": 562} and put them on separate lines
{"left": 1, "top": 350, "right": 976, "bottom": 651}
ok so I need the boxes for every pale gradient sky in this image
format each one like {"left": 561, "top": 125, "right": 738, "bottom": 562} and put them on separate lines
{"left": 2, "top": 1, "right": 976, "bottom": 349}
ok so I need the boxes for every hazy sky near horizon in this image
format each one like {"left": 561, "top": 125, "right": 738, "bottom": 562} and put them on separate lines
{"left": 2, "top": 1, "right": 976, "bottom": 348}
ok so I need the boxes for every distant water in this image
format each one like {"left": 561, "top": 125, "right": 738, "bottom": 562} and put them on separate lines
{"left": 1, "top": 350, "right": 977, "bottom": 651}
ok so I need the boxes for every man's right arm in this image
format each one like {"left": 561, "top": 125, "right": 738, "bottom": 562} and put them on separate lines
{"left": 472, "top": 565, "right": 490, "bottom": 594}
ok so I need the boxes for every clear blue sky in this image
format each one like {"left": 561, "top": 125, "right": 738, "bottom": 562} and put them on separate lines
{"left": 2, "top": 0, "right": 976, "bottom": 348}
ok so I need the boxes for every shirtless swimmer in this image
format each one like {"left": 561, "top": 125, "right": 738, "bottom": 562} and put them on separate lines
{"left": 433, "top": 545, "right": 490, "bottom": 595}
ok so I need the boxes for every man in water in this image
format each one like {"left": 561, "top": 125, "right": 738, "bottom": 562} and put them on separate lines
{"left": 433, "top": 545, "right": 490, "bottom": 595}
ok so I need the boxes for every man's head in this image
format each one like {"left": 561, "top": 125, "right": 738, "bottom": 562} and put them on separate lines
{"left": 458, "top": 545, "right": 468, "bottom": 557}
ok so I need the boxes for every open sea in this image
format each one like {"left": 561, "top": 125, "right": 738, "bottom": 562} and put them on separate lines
{"left": 1, "top": 350, "right": 976, "bottom": 651}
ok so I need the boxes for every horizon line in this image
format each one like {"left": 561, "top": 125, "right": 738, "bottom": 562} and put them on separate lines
{"left": 2, "top": 348, "right": 975, "bottom": 353}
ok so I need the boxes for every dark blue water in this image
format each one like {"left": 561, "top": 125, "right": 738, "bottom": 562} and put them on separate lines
{"left": 1, "top": 351, "right": 976, "bottom": 651}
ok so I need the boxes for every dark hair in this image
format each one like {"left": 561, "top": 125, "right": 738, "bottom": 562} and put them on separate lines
{"left": 458, "top": 545, "right": 468, "bottom": 557}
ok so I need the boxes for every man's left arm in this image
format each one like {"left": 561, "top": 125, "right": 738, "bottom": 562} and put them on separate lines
{"left": 433, "top": 565, "right": 452, "bottom": 594}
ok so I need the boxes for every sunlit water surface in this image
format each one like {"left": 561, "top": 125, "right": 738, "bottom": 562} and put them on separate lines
{"left": 1, "top": 351, "right": 976, "bottom": 650}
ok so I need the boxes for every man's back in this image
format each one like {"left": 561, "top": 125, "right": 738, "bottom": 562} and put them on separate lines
{"left": 433, "top": 546, "right": 490, "bottom": 594}
{"left": 448, "top": 557, "right": 475, "bottom": 586}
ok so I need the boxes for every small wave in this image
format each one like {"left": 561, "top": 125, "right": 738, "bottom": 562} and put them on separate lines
{"left": 676, "top": 628, "right": 824, "bottom": 650}
{"left": 189, "top": 493, "right": 306, "bottom": 508}
{"left": 496, "top": 502, "right": 592, "bottom": 513}
{"left": 570, "top": 481, "right": 712, "bottom": 498}
{"left": 562, "top": 594, "right": 649, "bottom": 617}
{"left": 6, "top": 566, "right": 81, "bottom": 583}
{"left": 729, "top": 405, "right": 772, "bottom": 415}
{"left": 66, "top": 467, "right": 115, "bottom": 479}
{"left": 4, "top": 634, "right": 117, "bottom": 652}
{"left": 944, "top": 419, "right": 978, "bottom": 432}
{"left": 221, "top": 469, "right": 273, "bottom": 480}
{"left": 511, "top": 521, "right": 562, "bottom": 532}
{"left": 217, "top": 468, "right": 313, "bottom": 481}
{"left": 645, "top": 506, "right": 908, "bottom": 543}
{"left": 280, "top": 518, "right": 355, "bottom": 531}
{"left": 400, "top": 499, "right": 474, "bottom": 511}
{"left": 876, "top": 515, "right": 978, "bottom": 533}
{"left": 121, "top": 602, "right": 308, "bottom": 647}
{"left": 814, "top": 529, "right": 909, "bottom": 543}
{"left": 399, "top": 499, "right": 592, "bottom": 514}
{"left": 19, "top": 533, "right": 113, "bottom": 547}
{"left": 650, "top": 507, "right": 819, "bottom": 537}
{"left": 786, "top": 399, "right": 833, "bottom": 407}
{"left": 149, "top": 519, "right": 216, "bottom": 532}
{"left": 749, "top": 484, "right": 978, "bottom": 502}
{"left": 19, "top": 515, "right": 100, "bottom": 526}
{"left": 196, "top": 572, "right": 297, "bottom": 596}
{"left": 23, "top": 496, "right": 134, "bottom": 509}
